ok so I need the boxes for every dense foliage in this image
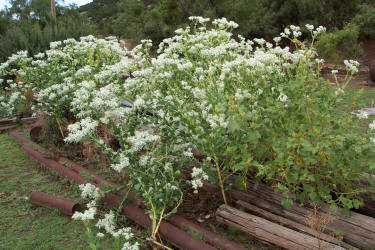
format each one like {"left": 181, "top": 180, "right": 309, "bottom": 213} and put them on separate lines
{"left": 2, "top": 19, "right": 375, "bottom": 246}
{"left": 316, "top": 24, "right": 363, "bottom": 62}
{"left": 80, "top": 0, "right": 375, "bottom": 47}
{"left": 0, "top": 0, "right": 96, "bottom": 62}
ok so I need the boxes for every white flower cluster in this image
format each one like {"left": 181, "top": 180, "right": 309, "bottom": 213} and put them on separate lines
{"left": 188, "top": 16, "right": 210, "bottom": 24}
{"left": 64, "top": 118, "right": 99, "bottom": 143}
{"left": 121, "top": 242, "right": 140, "bottom": 250}
{"left": 72, "top": 207, "right": 97, "bottom": 221}
{"left": 72, "top": 183, "right": 102, "bottom": 221}
{"left": 212, "top": 17, "right": 239, "bottom": 29}
{"left": 79, "top": 183, "right": 102, "bottom": 200}
{"left": 281, "top": 24, "right": 326, "bottom": 38}
{"left": 356, "top": 112, "right": 368, "bottom": 119}
{"left": 313, "top": 26, "right": 326, "bottom": 36}
{"left": 344, "top": 60, "right": 360, "bottom": 74}
{"left": 110, "top": 152, "right": 130, "bottom": 172}
{"left": 73, "top": 188, "right": 139, "bottom": 249}
{"left": 369, "top": 121, "right": 375, "bottom": 130}
{"left": 305, "top": 24, "right": 314, "bottom": 31}
{"left": 190, "top": 167, "right": 209, "bottom": 189}
{"left": 126, "top": 131, "right": 160, "bottom": 153}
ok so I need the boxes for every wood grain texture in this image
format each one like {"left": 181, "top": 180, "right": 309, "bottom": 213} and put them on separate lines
{"left": 216, "top": 205, "right": 345, "bottom": 250}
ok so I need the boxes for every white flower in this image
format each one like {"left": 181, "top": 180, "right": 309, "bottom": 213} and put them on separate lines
{"left": 188, "top": 16, "right": 210, "bottom": 24}
{"left": 96, "top": 211, "right": 116, "bottom": 234}
{"left": 369, "top": 121, "right": 375, "bottom": 130}
{"left": 313, "top": 26, "right": 326, "bottom": 36}
{"left": 64, "top": 118, "right": 98, "bottom": 143}
{"left": 121, "top": 242, "right": 140, "bottom": 250}
{"left": 278, "top": 93, "right": 288, "bottom": 103}
{"left": 305, "top": 24, "right": 314, "bottom": 31}
{"left": 344, "top": 60, "right": 359, "bottom": 74}
{"left": 72, "top": 207, "right": 97, "bottom": 221}
{"left": 273, "top": 37, "right": 281, "bottom": 43}
{"left": 254, "top": 38, "right": 266, "bottom": 46}
{"left": 127, "top": 131, "right": 160, "bottom": 153}
{"left": 111, "top": 152, "right": 130, "bottom": 172}
{"left": 284, "top": 28, "right": 291, "bottom": 36}
{"left": 331, "top": 70, "right": 338, "bottom": 74}
{"left": 79, "top": 183, "right": 102, "bottom": 200}
{"left": 190, "top": 167, "right": 208, "bottom": 190}
{"left": 356, "top": 112, "right": 368, "bottom": 119}
{"left": 97, "top": 232, "right": 105, "bottom": 238}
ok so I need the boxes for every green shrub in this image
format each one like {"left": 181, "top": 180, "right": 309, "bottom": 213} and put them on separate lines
{"left": 352, "top": 4, "right": 375, "bottom": 39}
{"left": 93, "top": 0, "right": 372, "bottom": 45}
{"left": 2, "top": 17, "right": 375, "bottom": 224}
{"left": 0, "top": 1, "right": 96, "bottom": 62}
{"left": 316, "top": 24, "right": 363, "bottom": 62}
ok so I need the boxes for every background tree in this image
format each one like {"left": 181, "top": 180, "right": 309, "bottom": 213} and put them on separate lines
{"left": 0, "top": 0, "right": 96, "bottom": 62}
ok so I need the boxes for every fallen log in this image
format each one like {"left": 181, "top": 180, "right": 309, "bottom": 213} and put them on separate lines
{"left": 168, "top": 214, "right": 247, "bottom": 250}
{"left": 0, "top": 124, "right": 17, "bottom": 131}
{"left": 216, "top": 205, "right": 345, "bottom": 250}
{"left": 225, "top": 180, "right": 375, "bottom": 249}
{"left": 236, "top": 200, "right": 357, "bottom": 250}
{"left": 0, "top": 115, "right": 38, "bottom": 125}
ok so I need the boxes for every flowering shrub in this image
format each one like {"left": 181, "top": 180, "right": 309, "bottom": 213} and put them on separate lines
{"left": 0, "top": 51, "right": 30, "bottom": 116}
{"left": 2, "top": 17, "right": 375, "bottom": 245}
{"left": 117, "top": 18, "right": 375, "bottom": 213}
{"left": 72, "top": 183, "right": 140, "bottom": 250}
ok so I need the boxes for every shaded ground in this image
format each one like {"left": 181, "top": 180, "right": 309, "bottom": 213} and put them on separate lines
{"left": 359, "top": 39, "right": 375, "bottom": 66}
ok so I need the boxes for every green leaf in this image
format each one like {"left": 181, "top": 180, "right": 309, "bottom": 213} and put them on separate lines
{"left": 330, "top": 204, "right": 338, "bottom": 213}
{"left": 303, "top": 184, "right": 314, "bottom": 193}
{"left": 245, "top": 131, "right": 261, "bottom": 144}
{"left": 281, "top": 198, "right": 293, "bottom": 209}
{"left": 341, "top": 208, "right": 350, "bottom": 218}
{"left": 235, "top": 175, "right": 247, "bottom": 190}
{"left": 228, "top": 120, "right": 241, "bottom": 132}
{"left": 308, "top": 192, "right": 320, "bottom": 202}
{"left": 353, "top": 199, "right": 363, "bottom": 209}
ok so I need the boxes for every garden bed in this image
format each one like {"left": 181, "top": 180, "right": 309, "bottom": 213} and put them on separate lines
{"left": 2, "top": 17, "right": 375, "bottom": 249}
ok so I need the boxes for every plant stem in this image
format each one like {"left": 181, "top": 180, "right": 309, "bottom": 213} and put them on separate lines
{"left": 154, "top": 209, "right": 164, "bottom": 238}
{"left": 56, "top": 118, "right": 64, "bottom": 138}
{"left": 214, "top": 155, "right": 227, "bottom": 204}
{"left": 152, "top": 240, "right": 173, "bottom": 250}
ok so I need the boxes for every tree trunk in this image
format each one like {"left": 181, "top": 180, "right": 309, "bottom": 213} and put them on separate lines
{"left": 51, "top": 0, "right": 57, "bottom": 34}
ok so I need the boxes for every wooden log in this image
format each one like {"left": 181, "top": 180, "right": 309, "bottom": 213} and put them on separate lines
{"left": 216, "top": 205, "right": 345, "bottom": 250}
{"left": 236, "top": 200, "right": 357, "bottom": 250}
{"left": 0, "top": 125, "right": 17, "bottom": 131}
{"left": 226, "top": 180, "right": 375, "bottom": 249}
{"left": 0, "top": 116, "right": 39, "bottom": 126}
{"left": 354, "top": 173, "right": 375, "bottom": 216}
